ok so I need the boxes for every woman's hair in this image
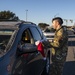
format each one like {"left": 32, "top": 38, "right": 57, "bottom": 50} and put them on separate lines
{"left": 52, "top": 17, "right": 63, "bottom": 25}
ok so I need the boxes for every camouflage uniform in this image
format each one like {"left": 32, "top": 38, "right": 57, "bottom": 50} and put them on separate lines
{"left": 50, "top": 26, "right": 68, "bottom": 75}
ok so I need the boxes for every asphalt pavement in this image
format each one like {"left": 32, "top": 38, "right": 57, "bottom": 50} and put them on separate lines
{"left": 63, "top": 35, "right": 75, "bottom": 75}
{"left": 50, "top": 35, "right": 75, "bottom": 75}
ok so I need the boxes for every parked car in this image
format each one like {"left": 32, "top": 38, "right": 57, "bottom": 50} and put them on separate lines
{"left": 0, "top": 20, "right": 50, "bottom": 75}
{"left": 67, "top": 28, "right": 75, "bottom": 35}
{"left": 70, "top": 28, "right": 75, "bottom": 34}
{"left": 43, "top": 29, "right": 55, "bottom": 42}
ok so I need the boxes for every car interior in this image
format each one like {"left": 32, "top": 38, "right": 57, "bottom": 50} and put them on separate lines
{"left": 16, "top": 29, "right": 35, "bottom": 56}
{"left": 21, "top": 30, "right": 31, "bottom": 43}
{"left": 21, "top": 29, "right": 34, "bottom": 45}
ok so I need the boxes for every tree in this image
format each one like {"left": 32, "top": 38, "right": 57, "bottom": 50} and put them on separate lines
{"left": 0, "top": 10, "right": 19, "bottom": 21}
{"left": 38, "top": 23, "right": 49, "bottom": 30}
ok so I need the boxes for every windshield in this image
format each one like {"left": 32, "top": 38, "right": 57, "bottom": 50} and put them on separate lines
{"left": 0, "top": 29, "right": 16, "bottom": 56}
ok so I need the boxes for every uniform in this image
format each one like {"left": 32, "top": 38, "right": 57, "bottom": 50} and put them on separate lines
{"left": 50, "top": 26, "right": 68, "bottom": 75}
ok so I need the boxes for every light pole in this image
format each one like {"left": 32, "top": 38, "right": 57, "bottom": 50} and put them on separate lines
{"left": 26, "top": 10, "right": 28, "bottom": 21}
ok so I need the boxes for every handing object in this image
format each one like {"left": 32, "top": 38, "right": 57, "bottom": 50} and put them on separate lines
{"left": 35, "top": 41, "right": 45, "bottom": 57}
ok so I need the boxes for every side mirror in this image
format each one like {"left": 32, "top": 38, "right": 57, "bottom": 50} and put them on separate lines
{"left": 20, "top": 43, "right": 37, "bottom": 53}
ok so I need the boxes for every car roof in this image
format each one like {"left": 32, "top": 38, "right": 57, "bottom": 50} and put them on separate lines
{"left": 0, "top": 20, "right": 36, "bottom": 30}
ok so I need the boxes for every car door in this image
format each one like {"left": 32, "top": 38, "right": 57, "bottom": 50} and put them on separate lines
{"left": 28, "top": 26, "right": 47, "bottom": 74}
{"left": 12, "top": 27, "right": 46, "bottom": 75}
{"left": 0, "top": 28, "right": 18, "bottom": 75}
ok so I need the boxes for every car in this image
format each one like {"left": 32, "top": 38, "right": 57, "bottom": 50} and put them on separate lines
{"left": 0, "top": 20, "right": 50, "bottom": 75}
{"left": 70, "top": 27, "right": 75, "bottom": 34}
{"left": 43, "top": 32, "right": 54, "bottom": 42}
{"left": 43, "top": 29, "right": 55, "bottom": 42}
{"left": 67, "top": 27, "right": 75, "bottom": 35}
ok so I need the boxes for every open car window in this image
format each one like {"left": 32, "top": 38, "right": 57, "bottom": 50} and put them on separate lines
{"left": 20, "top": 28, "right": 34, "bottom": 44}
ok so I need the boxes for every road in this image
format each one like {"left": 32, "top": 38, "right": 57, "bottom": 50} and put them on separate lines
{"left": 50, "top": 35, "right": 75, "bottom": 75}
{"left": 63, "top": 35, "right": 75, "bottom": 75}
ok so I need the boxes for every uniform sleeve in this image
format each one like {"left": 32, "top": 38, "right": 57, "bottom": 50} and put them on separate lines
{"left": 50, "top": 30, "right": 63, "bottom": 48}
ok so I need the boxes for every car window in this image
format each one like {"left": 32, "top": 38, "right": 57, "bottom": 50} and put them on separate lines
{"left": 30, "top": 27, "right": 42, "bottom": 41}
{"left": 37, "top": 27, "right": 47, "bottom": 40}
{"left": 20, "top": 28, "right": 34, "bottom": 44}
{"left": 37, "top": 27, "right": 43, "bottom": 37}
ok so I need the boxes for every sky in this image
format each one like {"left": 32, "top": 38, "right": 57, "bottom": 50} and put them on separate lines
{"left": 0, "top": 0, "right": 75, "bottom": 26}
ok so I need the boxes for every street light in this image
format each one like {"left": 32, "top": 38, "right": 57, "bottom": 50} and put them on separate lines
{"left": 26, "top": 10, "right": 28, "bottom": 21}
